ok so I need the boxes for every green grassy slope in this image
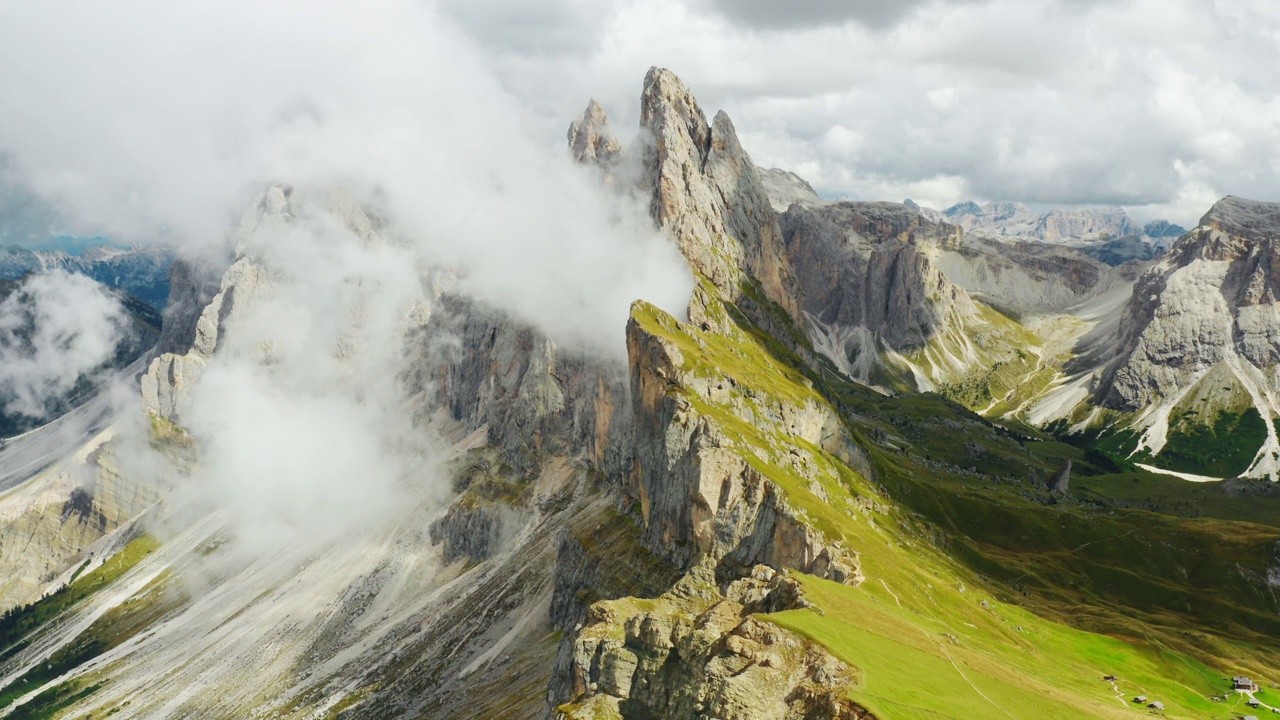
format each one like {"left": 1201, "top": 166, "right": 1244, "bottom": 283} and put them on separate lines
{"left": 633, "top": 288, "right": 1280, "bottom": 719}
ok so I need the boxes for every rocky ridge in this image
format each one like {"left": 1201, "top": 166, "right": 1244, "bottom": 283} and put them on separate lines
{"left": 935, "top": 200, "right": 1145, "bottom": 243}
{"left": 1087, "top": 196, "right": 1280, "bottom": 477}
{"left": 4, "top": 68, "right": 873, "bottom": 720}
{"left": 557, "top": 563, "right": 869, "bottom": 720}
{"left": 638, "top": 68, "right": 804, "bottom": 339}
{"left": 0, "top": 243, "right": 174, "bottom": 310}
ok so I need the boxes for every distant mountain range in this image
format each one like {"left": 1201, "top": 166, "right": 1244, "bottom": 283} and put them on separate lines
{"left": 901, "top": 199, "right": 1187, "bottom": 266}
{"left": 0, "top": 242, "right": 174, "bottom": 310}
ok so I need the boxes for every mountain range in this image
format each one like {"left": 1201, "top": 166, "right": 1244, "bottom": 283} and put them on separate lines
{"left": 0, "top": 68, "right": 1275, "bottom": 720}
{"left": 903, "top": 199, "right": 1187, "bottom": 265}
{"left": 0, "top": 243, "right": 174, "bottom": 310}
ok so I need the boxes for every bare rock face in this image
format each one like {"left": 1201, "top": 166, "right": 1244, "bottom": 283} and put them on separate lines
{"left": 0, "top": 434, "right": 162, "bottom": 611}
{"left": 639, "top": 67, "right": 803, "bottom": 333}
{"left": 555, "top": 564, "right": 872, "bottom": 720}
{"left": 1046, "top": 460, "right": 1071, "bottom": 495}
{"left": 934, "top": 235, "right": 1124, "bottom": 314}
{"left": 759, "top": 168, "right": 823, "bottom": 213}
{"left": 568, "top": 99, "right": 622, "bottom": 166}
{"left": 1091, "top": 197, "right": 1280, "bottom": 477}
{"left": 624, "top": 303, "right": 861, "bottom": 584}
{"left": 1101, "top": 197, "right": 1280, "bottom": 412}
{"left": 409, "top": 294, "right": 630, "bottom": 481}
{"left": 779, "top": 201, "right": 977, "bottom": 377}
{"left": 141, "top": 187, "right": 293, "bottom": 424}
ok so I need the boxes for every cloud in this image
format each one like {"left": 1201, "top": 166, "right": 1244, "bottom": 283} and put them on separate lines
{"left": 701, "top": 0, "right": 943, "bottom": 30}
{"left": 0, "top": 0, "right": 692, "bottom": 354}
{"left": 439, "top": 0, "right": 619, "bottom": 54}
{"left": 424, "top": 0, "right": 1280, "bottom": 228}
{"left": 0, "top": 0, "right": 697, "bottom": 552}
{"left": 0, "top": 271, "right": 127, "bottom": 418}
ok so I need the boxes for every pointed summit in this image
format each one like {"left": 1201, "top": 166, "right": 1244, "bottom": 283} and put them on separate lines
{"left": 567, "top": 98, "right": 622, "bottom": 165}
{"left": 637, "top": 66, "right": 803, "bottom": 331}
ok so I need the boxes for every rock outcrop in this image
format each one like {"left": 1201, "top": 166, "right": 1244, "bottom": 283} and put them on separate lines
{"left": 140, "top": 188, "right": 291, "bottom": 424}
{"left": 625, "top": 301, "right": 861, "bottom": 584}
{"left": 568, "top": 99, "right": 622, "bottom": 166}
{"left": 555, "top": 563, "right": 871, "bottom": 720}
{"left": 639, "top": 67, "right": 804, "bottom": 335}
{"left": 409, "top": 293, "right": 630, "bottom": 481}
{"left": 758, "top": 168, "right": 823, "bottom": 213}
{"left": 0, "top": 431, "right": 161, "bottom": 610}
{"left": 1046, "top": 459, "right": 1071, "bottom": 495}
{"left": 1095, "top": 197, "right": 1280, "bottom": 477}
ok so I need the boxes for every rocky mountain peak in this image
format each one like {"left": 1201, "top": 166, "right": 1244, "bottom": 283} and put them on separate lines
{"left": 1143, "top": 219, "right": 1187, "bottom": 239}
{"left": 1094, "top": 195, "right": 1280, "bottom": 477}
{"left": 567, "top": 98, "right": 621, "bottom": 165}
{"left": 637, "top": 66, "right": 803, "bottom": 331}
{"left": 640, "top": 67, "right": 710, "bottom": 158}
{"left": 944, "top": 201, "right": 983, "bottom": 217}
{"left": 759, "top": 168, "right": 823, "bottom": 212}
{"left": 986, "top": 201, "right": 1032, "bottom": 221}
{"left": 1199, "top": 196, "right": 1280, "bottom": 243}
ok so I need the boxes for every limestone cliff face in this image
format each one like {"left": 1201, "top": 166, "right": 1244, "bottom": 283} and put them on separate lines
{"left": 782, "top": 201, "right": 970, "bottom": 343}
{"left": 409, "top": 294, "right": 629, "bottom": 483}
{"left": 140, "top": 187, "right": 290, "bottom": 424}
{"left": 638, "top": 68, "right": 803, "bottom": 334}
{"left": 155, "top": 256, "right": 224, "bottom": 356}
{"left": 0, "top": 431, "right": 162, "bottom": 611}
{"left": 758, "top": 168, "right": 823, "bottom": 213}
{"left": 779, "top": 201, "right": 979, "bottom": 384}
{"left": 934, "top": 235, "right": 1124, "bottom": 314}
{"left": 1102, "top": 197, "right": 1280, "bottom": 411}
{"left": 624, "top": 303, "right": 860, "bottom": 585}
{"left": 1092, "top": 197, "right": 1280, "bottom": 477}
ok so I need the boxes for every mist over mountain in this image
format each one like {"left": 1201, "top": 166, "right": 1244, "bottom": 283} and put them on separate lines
{"left": 0, "top": 272, "right": 158, "bottom": 439}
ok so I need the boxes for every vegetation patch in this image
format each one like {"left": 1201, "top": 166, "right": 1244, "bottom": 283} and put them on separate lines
{"left": 0, "top": 535, "right": 159, "bottom": 662}
{"left": 1147, "top": 408, "right": 1270, "bottom": 478}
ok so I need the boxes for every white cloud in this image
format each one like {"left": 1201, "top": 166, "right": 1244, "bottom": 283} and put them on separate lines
{"left": 0, "top": 271, "right": 127, "bottom": 418}
{"left": 422, "top": 0, "right": 1280, "bottom": 227}
{"left": 0, "top": 0, "right": 692, "bottom": 356}
{"left": 0, "top": 0, "right": 696, "bottom": 553}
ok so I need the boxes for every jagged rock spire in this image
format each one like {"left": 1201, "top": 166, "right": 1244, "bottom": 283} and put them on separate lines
{"left": 637, "top": 67, "right": 803, "bottom": 331}
{"left": 567, "top": 98, "right": 622, "bottom": 165}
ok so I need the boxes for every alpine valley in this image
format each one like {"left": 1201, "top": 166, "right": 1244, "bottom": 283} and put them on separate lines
{"left": 0, "top": 68, "right": 1277, "bottom": 720}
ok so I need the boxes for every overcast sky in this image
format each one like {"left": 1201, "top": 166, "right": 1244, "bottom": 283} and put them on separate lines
{"left": 1, "top": 0, "right": 1275, "bottom": 237}
{"left": 442, "top": 0, "right": 1280, "bottom": 226}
